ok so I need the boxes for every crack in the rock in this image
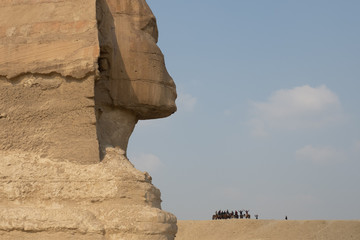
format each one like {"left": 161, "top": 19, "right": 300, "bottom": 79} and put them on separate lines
{"left": 0, "top": 70, "right": 97, "bottom": 84}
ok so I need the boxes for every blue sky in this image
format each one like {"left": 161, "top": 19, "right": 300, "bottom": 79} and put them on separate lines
{"left": 128, "top": 0, "right": 360, "bottom": 220}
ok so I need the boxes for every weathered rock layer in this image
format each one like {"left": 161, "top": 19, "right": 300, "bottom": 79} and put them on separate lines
{"left": 0, "top": 0, "right": 100, "bottom": 164}
{"left": 0, "top": 0, "right": 177, "bottom": 239}
{"left": 0, "top": 150, "right": 177, "bottom": 240}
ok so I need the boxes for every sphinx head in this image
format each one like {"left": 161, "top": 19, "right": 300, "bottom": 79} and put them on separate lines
{"left": 96, "top": 0, "right": 177, "bottom": 119}
{"left": 96, "top": 0, "right": 177, "bottom": 158}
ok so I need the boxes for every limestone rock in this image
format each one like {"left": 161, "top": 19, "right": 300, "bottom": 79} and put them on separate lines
{"left": 0, "top": 0, "right": 177, "bottom": 239}
{"left": 0, "top": 0, "right": 177, "bottom": 163}
{"left": 96, "top": 0, "right": 177, "bottom": 120}
{"left": 0, "top": 0, "right": 100, "bottom": 79}
{"left": 0, "top": 150, "right": 177, "bottom": 240}
{"left": 0, "top": 0, "right": 100, "bottom": 164}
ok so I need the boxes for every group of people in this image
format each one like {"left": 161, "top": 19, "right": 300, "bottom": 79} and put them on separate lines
{"left": 212, "top": 210, "right": 259, "bottom": 220}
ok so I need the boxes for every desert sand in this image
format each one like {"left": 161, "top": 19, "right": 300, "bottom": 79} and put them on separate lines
{"left": 176, "top": 219, "right": 360, "bottom": 240}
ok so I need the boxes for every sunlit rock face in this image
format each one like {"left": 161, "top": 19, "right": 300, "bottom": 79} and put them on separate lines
{"left": 95, "top": 0, "right": 177, "bottom": 158}
{"left": 0, "top": 0, "right": 177, "bottom": 239}
{"left": 0, "top": 0, "right": 100, "bottom": 164}
{"left": 0, "top": 0, "right": 177, "bottom": 164}
{"left": 96, "top": 0, "right": 177, "bottom": 120}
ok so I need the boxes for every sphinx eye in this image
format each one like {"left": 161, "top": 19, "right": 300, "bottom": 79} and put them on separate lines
{"left": 141, "top": 17, "right": 159, "bottom": 42}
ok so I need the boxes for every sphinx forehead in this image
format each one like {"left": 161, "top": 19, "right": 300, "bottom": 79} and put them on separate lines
{"left": 105, "top": 0, "right": 154, "bottom": 16}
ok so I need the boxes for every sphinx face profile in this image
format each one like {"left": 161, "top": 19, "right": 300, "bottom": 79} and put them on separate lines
{"left": 96, "top": 0, "right": 177, "bottom": 158}
{"left": 97, "top": 0, "right": 177, "bottom": 120}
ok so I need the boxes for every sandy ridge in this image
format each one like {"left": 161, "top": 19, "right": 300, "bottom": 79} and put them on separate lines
{"left": 176, "top": 219, "right": 360, "bottom": 240}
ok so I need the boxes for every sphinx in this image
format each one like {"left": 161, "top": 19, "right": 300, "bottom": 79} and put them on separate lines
{"left": 95, "top": 0, "right": 177, "bottom": 159}
{"left": 0, "top": 0, "right": 176, "bottom": 164}
{"left": 0, "top": 0, "right": 177, "bottom": 239}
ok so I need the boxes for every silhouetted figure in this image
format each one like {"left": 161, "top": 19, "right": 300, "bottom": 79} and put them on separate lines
{"left": 245, "top": 210, "right": 251, "bottom": 219}
{"left": 213, "top": 209, "right": 256, "bottom": 220}
{"left": 239, "top": 210, "right": 244, "bottom": 219}
{"left": 285, "top": 216, "right": 288, "bottom": 220}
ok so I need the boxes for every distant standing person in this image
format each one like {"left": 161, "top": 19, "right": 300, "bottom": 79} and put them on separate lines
{"left": 285, "top": 216, "right": 288, "bottom": 220}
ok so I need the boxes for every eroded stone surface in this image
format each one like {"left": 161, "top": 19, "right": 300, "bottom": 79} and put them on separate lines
{"left": 0, "top": 150, "right": 177, "bottom": 239}
{"left": 0, "top": 0, "right": 100, "bottom": 79}
{"left": 0, "top": 0, "right": 100, "bottom": 164}
{"left": 0, "top": 74, "right": 99, "bottom": 164}
{"left": 0, "top": 0, "right": 178, "bottom": 239}
{"left": 0, "top": 0, "right": 177, "bottom": 162}
{"left": 96, "top": 0, "right": 177, "bottom": 120}
{"left": 95, "top": 0, "right": 177, "bottom": 160}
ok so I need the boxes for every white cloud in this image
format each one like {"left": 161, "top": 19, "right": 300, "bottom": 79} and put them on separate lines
{"left": 131, "top": 153, "right": 163, "bottom": 173}
{"left": 176, "top": 93, "right": 197, "bottom": 112}
{"left": 249, "top": 85, "right": 344, "bottom": 135}
{"left": 295, "top": 145, "right": 344, "bottom": 164}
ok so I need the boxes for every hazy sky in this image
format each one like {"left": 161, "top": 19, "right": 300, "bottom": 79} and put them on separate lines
{"left": 128, "top": 0, "right": 360, "bottom": 220}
